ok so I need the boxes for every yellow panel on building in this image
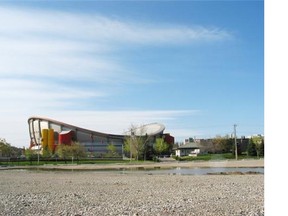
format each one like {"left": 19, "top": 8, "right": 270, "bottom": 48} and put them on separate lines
{"left": 48, "top": 128, "right": 54, "bottom": 152}
{"left": 41, "top": 129, "right": 48, "bottom": 148}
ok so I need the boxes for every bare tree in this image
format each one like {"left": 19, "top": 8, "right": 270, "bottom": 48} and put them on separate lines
{"left": 124, "top": 124, "right": 151, "bottom": 161}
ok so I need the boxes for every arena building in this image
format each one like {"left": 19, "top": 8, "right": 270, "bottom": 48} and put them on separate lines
{"left": 27, "top": 117, "right": 174, "bottom": 157}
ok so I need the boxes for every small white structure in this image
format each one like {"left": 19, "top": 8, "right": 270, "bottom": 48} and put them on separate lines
{"left": 175, "top": 142, "right": 201, "bottom": 157}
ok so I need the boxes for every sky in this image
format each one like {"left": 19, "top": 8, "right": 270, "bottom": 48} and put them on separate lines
{"left": 0, "top": 0, "right": 264, "bottom": 148}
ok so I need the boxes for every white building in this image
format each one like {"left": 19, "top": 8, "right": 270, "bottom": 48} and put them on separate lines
{"left": 175, "top": 142, "right": 201, "bottom": 157}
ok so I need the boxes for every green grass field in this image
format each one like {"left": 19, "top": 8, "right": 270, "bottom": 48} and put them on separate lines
{"left": 1, "top": 153, "right": 263, "bottom": 166}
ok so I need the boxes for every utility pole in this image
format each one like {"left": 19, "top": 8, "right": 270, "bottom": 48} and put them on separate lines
{"left": 234, "top": 124, "right": 238, "bottom": 160}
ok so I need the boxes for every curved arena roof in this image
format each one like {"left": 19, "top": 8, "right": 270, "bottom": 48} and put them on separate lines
{"left": 124, "top": 123, "right": 165, "bottom": 136}
{"left": 28, "top": 116, "right": 122, "bottom": 138}
{"left": 28, "top": 116, "right": 165, "bottom": 147}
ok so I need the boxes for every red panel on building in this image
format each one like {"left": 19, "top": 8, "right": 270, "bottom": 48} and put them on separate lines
{"left": 164, "top": 133, "right": 174, "bottom": 145}
{"left": 59, "top": 130, "right": 74, "bottom": 145}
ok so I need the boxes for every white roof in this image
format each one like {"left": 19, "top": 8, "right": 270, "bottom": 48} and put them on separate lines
{"left": 59, "top": 130, "right": 73, "bottom": 135}
{"left": 125, "top": 123, "right": 165, "bottom": 136}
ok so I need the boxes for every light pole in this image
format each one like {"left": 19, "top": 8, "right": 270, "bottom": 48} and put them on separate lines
{"left": 234, "top": 124, "right": 238, "bottom": 160}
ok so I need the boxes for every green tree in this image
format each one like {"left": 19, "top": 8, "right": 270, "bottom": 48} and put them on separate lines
{"left": 259, "top": 139, "right": 264, "bottom": 157}
{"left": 24, "top": 148, "right": 37, "bottom": 164}
{"left": 154, "top": 138, "right": 169, "bottom": 157}
{"left": 232, "top": 142, "right": 242, "bottom": 156}
{"left": 124, "top": 134, "right": 144, "bottom": 160}
{"left": 211, "top": 136, "right": 224, "bottom": 153}
{"left": 0, "top": 138, "right": 12, "bottom": 157}
{"left": 106, "top": 143, "right": 119, "bottom": 157}
{"left": 247, "top": 138, "right": 257, "bottom": 156}
{"left": 70, "top": 142, "right": 86, "bottom": 161}
{"left": 252, "top": 136, "right": 264, "bottom": 158}
{"left": 212, "top": 135, "right": 233, "bottom": 153}
{"left": 124, "top": 136, "right": 134, "bottom": 159}
{"left": 42, "top": 147, "right": 52, "bottom": 159}
{"left": 55, "top": 144, "right": 71, "bottom": 163}
{"left": 56, "top": 142, "right": 86, "bottom": 163}
{"left": 223, "top": 138, "right": 234, "bottom": 153}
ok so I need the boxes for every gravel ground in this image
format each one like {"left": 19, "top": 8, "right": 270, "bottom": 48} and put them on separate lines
{"left": 0, "top": 170, "right": 264, "bottom": 216}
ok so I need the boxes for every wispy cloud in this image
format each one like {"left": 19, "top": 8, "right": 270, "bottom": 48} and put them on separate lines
{"left": 0, "top": 78, "right": 108, "bottom": 114}
{"left": 0, "top": 5, "right": 231, "bottom": 109}
{"left": 0, "top": 5, "right": 230, "bottom": 146}
{"left": 0, "top": 6, "right": 231, "bottom": 44}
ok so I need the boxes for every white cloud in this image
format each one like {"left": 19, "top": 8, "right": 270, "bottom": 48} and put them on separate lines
{"left": 0, "top": 5, "right": 231, "bottom": 109}
{"left": 0, "top": 7, "right": 231, "bottom": 44}
{"left": 0, "top": 5, "right": 232, "bottom": 83}
{"left": 0, "top": 78, "right": 107, "bottom": 114}
{"left": 0, "top": 5, "right": 229, "bottom": 147}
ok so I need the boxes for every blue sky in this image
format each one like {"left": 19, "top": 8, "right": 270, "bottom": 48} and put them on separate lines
{"left": 0, "top": 0, "right": 264, "bottom": 148}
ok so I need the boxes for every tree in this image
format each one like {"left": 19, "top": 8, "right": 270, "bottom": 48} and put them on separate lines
{"left": 211, "top": 136, "right": 223, "bottom": 153}
{"left": 70, "top": 142, "right": 86, "bottom": 161}
{"left": 259, "top": 139, "right": 264, "bottom": 157}
{"left": 106, "top": 143, "right": 119, "bottom": 157}
{"left": 124, "top": 124, "right": 151, "bottom": 161}
{"left": 154, "top": 138, "right": 169, "bottom": 157}
{"left": 211, "top": 135, "right": 233, "bottom": 153}
{"left": 0, "top": 138, "right": 12, "bottom": 157}
{"left": 0, "top": 138, "right": 22, "bottom": 158}
{"left": 42, "top": 147, "right": 52, "bottom": 159}
{"left": 232, "top": 142, "right": 242, "bottom": 156}
{"left": 24, "top": 148, "right": 37, "bottom": 165}
{"left": 124, "top": 133, "right": 144, "bottom": 161}
{"left": 223, "top": 138, "right": 234, "bottom": 153}
{"left": 55, "top": 144, "right": 71, "bottom": 163}
{"left": 252, "top": 136, "right": 264, "bottom": 158}
{"left": 56, "top": 142, "right": 86, "bottom": 163}
{"left": 247, "top": 138, "right": 257, "bottom": 156}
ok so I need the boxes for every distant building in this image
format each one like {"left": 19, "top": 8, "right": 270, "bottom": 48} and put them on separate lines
{"left": 175, "top": 142, "right": 201, "bottom": 157}
{"left": 27, "top": 117, "right": 174, "bottom": 157}
{"left": 176, "top": 135, "right": 262, "bottom": 156}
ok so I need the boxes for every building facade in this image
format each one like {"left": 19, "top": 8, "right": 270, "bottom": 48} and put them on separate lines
{"left": 175, "top": 142, "right": 201, "bottom": 157}
{"left": 28, "top": 117, "right": 174, "bottom": 157}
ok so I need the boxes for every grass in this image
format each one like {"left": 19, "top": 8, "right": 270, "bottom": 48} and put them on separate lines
{"left": 1, "top": 153, "right": 263, "bottom": 166}
{"left": 0, "top": 158, "right": 155, "bottom": 166}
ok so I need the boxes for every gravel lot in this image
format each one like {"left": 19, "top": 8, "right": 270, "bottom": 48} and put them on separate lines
{"left": 0, "top": 170, "right": 264, "bottom": 216}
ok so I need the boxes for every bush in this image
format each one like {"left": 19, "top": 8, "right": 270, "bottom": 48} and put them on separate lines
{"left": 172, "top": 155, "right": 180, "bottom": 161}
{"left": 152, "top": 156, "right": 160, "bottom": 162}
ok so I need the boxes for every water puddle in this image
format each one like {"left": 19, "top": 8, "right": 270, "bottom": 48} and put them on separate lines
{"left": 97, "top": 167, "right": 264, "bottom": 175}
